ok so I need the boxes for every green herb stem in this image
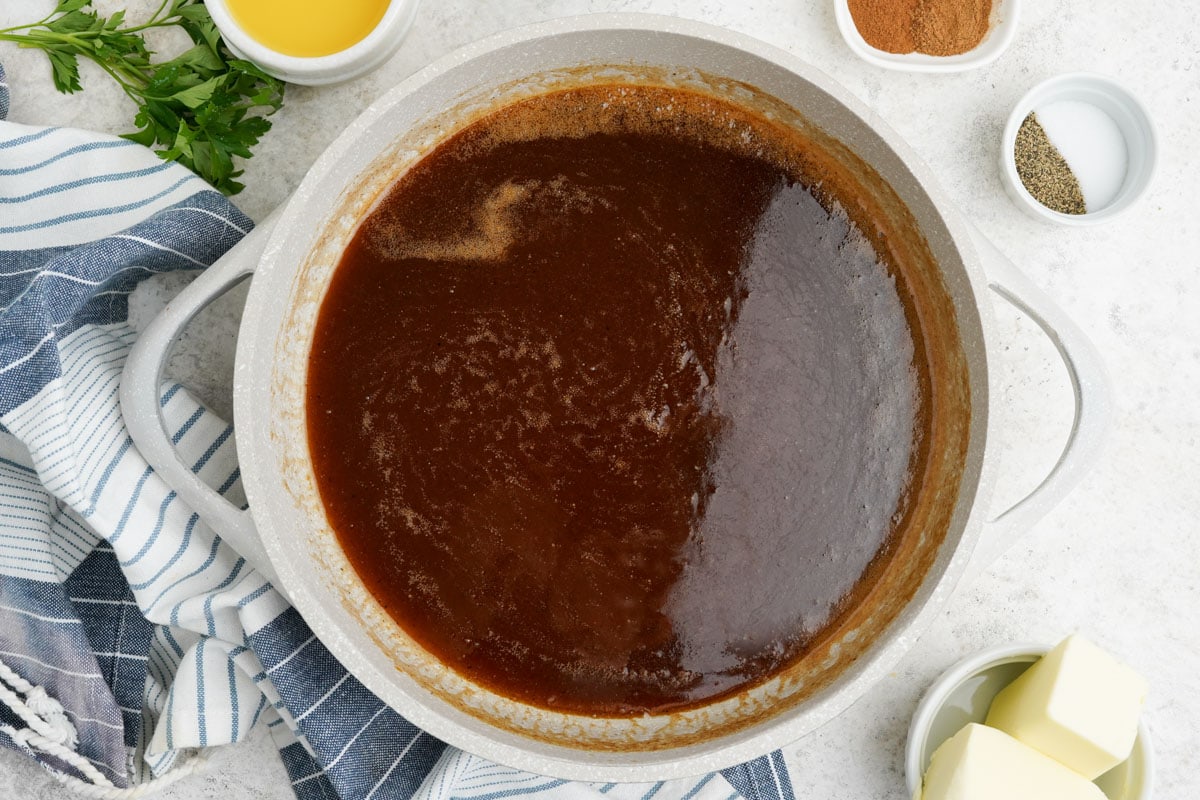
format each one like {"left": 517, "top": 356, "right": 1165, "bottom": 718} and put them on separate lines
{"left": 0, "top": 0, "right": 285, "bottom": 195}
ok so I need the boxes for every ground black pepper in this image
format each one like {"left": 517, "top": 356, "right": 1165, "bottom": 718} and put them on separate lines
{"left": 1014, "top": 113, "right": 1087, "bottom": 215}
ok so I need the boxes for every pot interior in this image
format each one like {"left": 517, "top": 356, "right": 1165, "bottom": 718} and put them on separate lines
{"left": 247, "top": 19, "right": 987, "bottom": 776}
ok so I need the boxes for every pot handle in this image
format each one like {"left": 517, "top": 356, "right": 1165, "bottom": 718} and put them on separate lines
{"left": 965, "top": 226, "right": 1113, "bottom": 580}
{"left": 119, "top": 211, "right": 282, "bottom": 586}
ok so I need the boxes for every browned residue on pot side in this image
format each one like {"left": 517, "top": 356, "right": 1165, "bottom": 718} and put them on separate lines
{"left": 280, "top": 66, "right": 972, "bottom": 751}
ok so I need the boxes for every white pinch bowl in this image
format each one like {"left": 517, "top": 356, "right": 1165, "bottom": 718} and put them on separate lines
{"left": 205, "top": 0, "right": 421, "bottom": 85}
{"left": 1000, "top": 72, "right": 1159, "bottom": 226}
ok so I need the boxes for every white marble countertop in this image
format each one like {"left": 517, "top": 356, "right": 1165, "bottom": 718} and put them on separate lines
{"left": 2, "top": 0, "right": 1198, "bottom": 798}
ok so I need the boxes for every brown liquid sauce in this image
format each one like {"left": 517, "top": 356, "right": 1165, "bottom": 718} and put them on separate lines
{"left": 307, "top": 84, "right": 926, "bottom": 716}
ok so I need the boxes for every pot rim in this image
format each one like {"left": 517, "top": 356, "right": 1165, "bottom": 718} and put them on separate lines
{"left": 233, "top": 13, "right": 1000, "bottom": 781}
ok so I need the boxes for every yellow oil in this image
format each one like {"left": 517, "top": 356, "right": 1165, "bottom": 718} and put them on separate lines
{"left": 224, "top": 0, "right": 390, "bottom": 58}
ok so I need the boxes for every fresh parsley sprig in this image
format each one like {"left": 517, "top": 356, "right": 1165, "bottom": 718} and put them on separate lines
{"left": 0, "top": 0, "right": 285, "bottom": 195}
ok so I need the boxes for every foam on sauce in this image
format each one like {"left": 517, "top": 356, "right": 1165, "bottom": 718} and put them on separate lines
{"left": 306, "top": 84, "right": 925, "bottom": 715}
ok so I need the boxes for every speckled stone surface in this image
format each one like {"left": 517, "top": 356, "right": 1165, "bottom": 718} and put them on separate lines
{"left": 1, "top": 0, "right": 1198, "bottom": 798}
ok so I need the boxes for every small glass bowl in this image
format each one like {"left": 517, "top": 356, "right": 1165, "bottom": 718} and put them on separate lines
{"left": 1000, "top": 72, "right": 1158, "bottom": 226}
{"left": 833, "top": 0, "right": 1021, "bottom": 72}
{"left": 906, "top": 643, "right": 1154, "bottom": 800}
{"left": 205, "top": 0, "right": 421, "bottom": 86}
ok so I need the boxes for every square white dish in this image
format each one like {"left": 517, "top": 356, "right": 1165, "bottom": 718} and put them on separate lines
{"left": 834, "top": 0, "right": 1021, "bottom": 72}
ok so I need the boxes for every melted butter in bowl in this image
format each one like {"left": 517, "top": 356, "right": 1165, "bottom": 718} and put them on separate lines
{"left": 305, "top": 84, "right": 929, "bottom": 716}
{"left": 205, "top": 0, "right": 419, "bottom": 85}
{"left": 223, "top": 0, "right": 389, "bottom": 58}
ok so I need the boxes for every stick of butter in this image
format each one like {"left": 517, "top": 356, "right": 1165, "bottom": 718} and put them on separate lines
{"left": 921, "top": 723, "right": 1106, "bottom": 800}
{"left": 986, "top": 634, "right": 1147, "bottom": 779}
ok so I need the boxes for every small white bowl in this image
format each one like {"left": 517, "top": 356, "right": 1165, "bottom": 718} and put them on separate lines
{"left": 834, "top": 0, "right": 1020, "bottom": 72}
{"left": 1000, "top": 72, "right": 1158, "bottom": 226}
{"left": 906, "top": 643, "right": 1154, "bottom": 800}
{"left": 206, "top": 0, "right": 421, "bottom": 86}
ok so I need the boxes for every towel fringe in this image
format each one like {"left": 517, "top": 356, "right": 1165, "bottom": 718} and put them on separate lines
{"left": 0, "top": 656, "right": 79, "bottom": 749}
{"left": 0, "top": 655, "right": 209, "bottom": 798}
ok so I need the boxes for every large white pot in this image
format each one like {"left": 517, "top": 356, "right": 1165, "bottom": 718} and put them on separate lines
{"left": 120, "top": 15, "right": 1109, "bottom": 782}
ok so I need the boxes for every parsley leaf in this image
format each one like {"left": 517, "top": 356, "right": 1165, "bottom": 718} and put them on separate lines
{"left": 0, "top": 0, "right": 285, "bottom": 195}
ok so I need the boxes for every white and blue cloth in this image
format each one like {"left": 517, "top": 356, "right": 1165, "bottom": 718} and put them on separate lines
{"left": 0, "top": 63, "right": 797, "bottom": 800}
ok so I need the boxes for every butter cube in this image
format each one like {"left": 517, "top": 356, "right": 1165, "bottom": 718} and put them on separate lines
{"left": 986, "top": 634, "right": 1147, "bottom": 779}
{"left": 921, "top": 723, "right": 1105, "bottom": 800}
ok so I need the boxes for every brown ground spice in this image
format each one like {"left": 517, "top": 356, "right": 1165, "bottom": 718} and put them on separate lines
{"left": 847, "top": 0, "right": 993, "bottom": 56}
{"left": 847, "top": 0, "right": 920, "bottom": 54}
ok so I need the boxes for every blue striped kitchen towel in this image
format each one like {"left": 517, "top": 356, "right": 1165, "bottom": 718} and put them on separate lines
{"left": 0, "top": 63, "right": 796, "bottom": 800}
